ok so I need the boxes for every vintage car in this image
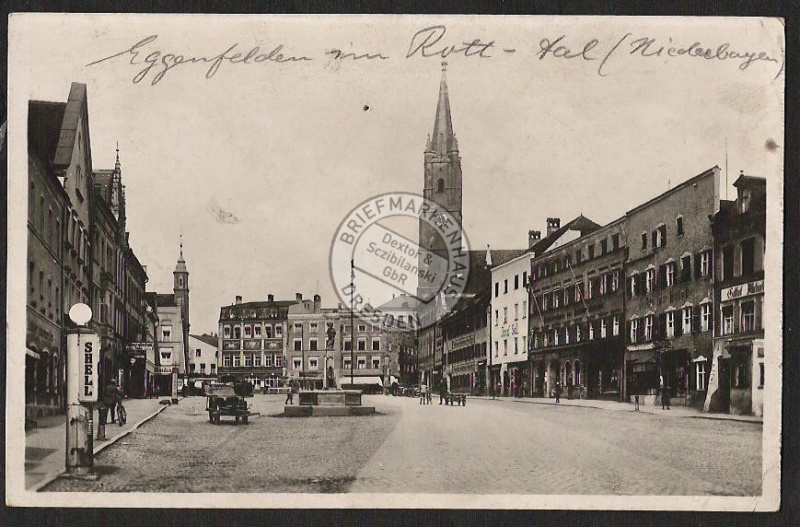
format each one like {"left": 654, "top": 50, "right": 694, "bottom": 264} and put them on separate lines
{"left": 205, "top": 381, "right": 253, "bottom": 424}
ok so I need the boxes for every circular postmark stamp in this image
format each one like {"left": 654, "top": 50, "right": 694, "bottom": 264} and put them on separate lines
{"left": 329, "top": 192, "right": 470, "bottom": 330}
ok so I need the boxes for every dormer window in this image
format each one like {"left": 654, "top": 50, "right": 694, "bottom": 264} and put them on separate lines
{"left": 740, "top": 190, "right": 751, "bottom": 214}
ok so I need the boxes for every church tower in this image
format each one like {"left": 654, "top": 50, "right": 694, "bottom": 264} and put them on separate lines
{"left": 173, "top": 235, "right": 190, "bottom": 351}
{"left": 417, "top": 62, "right": 463, "bottom": 303}
{"left": 111, "top": 143, "right": 127, "bottom": 248}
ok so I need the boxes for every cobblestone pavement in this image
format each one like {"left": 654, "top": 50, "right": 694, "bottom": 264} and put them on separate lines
{"left": 350, "top": 396, "right": 762, "bottom": 495}
{"left": 41, "top": 394, "right": 762, "bottom": 495}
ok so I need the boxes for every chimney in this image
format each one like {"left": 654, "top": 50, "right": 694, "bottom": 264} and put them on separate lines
{"left": 528, "top": 230, "right": 541, "bottom": 247}
{"left": 313, "top": 294, "right": 321, "bottom": 310}
{"left": 296, "top": 293, "right": 303, "bottom": 302}
{"left": 267, "top": 293, "right": 274, "bottom": 302}
{"left": 235, "top": 295, "right": 242, "bottom": 305}
{"left": 546, "top": 218, "right": 561, "bottom": 237}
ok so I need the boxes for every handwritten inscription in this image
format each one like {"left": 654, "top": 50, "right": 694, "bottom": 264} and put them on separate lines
{"left": 86, "top": 35, "right": 311, "bottom": 85}
{"left": 85, "top": 27, "right": 784, "bottom": 85}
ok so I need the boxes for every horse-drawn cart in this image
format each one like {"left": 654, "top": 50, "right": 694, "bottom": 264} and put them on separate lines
{"left": 205, "top": 382, "right": 253, "bottom": 424}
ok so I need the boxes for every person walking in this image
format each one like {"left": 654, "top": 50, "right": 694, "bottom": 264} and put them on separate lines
{"left": 554, "top": 380, "right": 561, "bottom": 404}
{"left": 661, "top": 384, "right": 671, "bottom": 410}
{"left": 103, "top": 378, "right": 123, "bottom": 423}
{"left": 439, "top": 380, "right": 447, "bottom": 405}
{"left": 284, "top": 382, "right": 296, "bottom": 405}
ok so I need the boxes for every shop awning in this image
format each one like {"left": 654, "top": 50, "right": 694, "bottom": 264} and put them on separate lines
{"left": 340, "top": 376, "right": 383, "bottom": 386}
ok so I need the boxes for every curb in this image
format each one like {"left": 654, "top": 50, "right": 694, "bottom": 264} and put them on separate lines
{"left": 474, "top": 395, "right": 763, "bottom": 424}
{"left": 31, "top": 403, "right": 170, "bottom": 492}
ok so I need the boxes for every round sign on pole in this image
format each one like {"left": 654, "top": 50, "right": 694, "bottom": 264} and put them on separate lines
{"left": 68, "top": 303, "right": 93, "bottom": 326}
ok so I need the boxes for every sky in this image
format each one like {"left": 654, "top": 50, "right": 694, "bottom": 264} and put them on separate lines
{"left": 9, "top": 14, "right": 785, "bottom": 335}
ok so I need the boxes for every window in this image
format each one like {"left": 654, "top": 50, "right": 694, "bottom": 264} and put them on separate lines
{"left": 641, "top": 232, "right": 647, "bottom": 250}
{"left": 600, "top": 239, "right": 608, "bottom": 255}
{"left": 644, "top": 316, "right": 653, "bottom": 341}
{"left": 265, "top": 354, "right": 273, "bottom": 367}
{"left": 553, "top": 289, "right": 560, "bottom": 308}
{"left": 199, "top": 363, "right": 206, "bottom": 372}
{"left": 211, "top": 364, "right": 216, "bottom": 372}
{"left": 372, "top": 339, "right": 381, "bottom": 351}
{"left": 293, "top": 339, "right": 302, "bottom": 351}
{"left": 575, "top": 250, "right": 582, "bottom": 264}
{"left": 310, "top": 358, "right": 318, "bottom": 370}
{"left": 611, "top": 271, "right": 619, "bottom": 292}
{"left": 612, "top": 234, "right": 620, "bottom": 250}
{"left": 696, "top": 361, "right": 707, "bottom": 391}
{"left": 542, "top": 294, "right": 549, "bottom": 311}
{"left": 629, "top": 274, "right": 638, "bottom": 297}
{"left": 523, "top": 271, "right": 528, "bottom": 287}
{"left": 533, "top": 333, "right": 539, "bottom": 348}
{"left": 759, "top": 363, "right": 765, "bottom": 388}
{"left": 244, "top": 354, "right": 253, "bottom": 367}
{"left": 600, "top": 318, "right": 607, "bottom": 338}
{"left": 358, "top": 339, "right": 366, "bottom": 351}
{"left": 436, "top": 178, "right": 445, "bottom": 193}
{"left": 162, "top": 326, "right": 172, "bottom": 340}
{"left": 514, "top": 275, "right": 519, "bottom": 290}
{"left": 553, "top": 329, "right": 559, "bottom": 346}
{"left": 681, "top": 255, "right": 692, "bottom": 282}
{"left": 722, "top": 305, "right": 734, "bottom": 335}
{"left": 514, "top": 337, "right": 519, "bottom": 354}
{"left": 722, "top": 246, "right": 734, "bottom": 280}
{"left": 310, "top": 322, "right": 319, "bottom": 332}
{"left": 503, "top": 340, "right": 508, "bottom": 355}
{"left": 494, "top": 341, "right": 499, "bottom": 357}
{"left": 275, "top": 355, "right": 282, "bottom": 367}
{"left": 358, "top": 324, "right": 367, "bottom": 332}
{"left": 655, "top": 224, "right": 666, "bottom": 248}
{"left": 275, "top": 325, "right": 282, "bottom": 337}
{"left": 564, "top": 327, "right": 570, "bottom": 344}
{"left": 504, "top": 279, "right": 508, "bottom": 294}
{"left": 599, "top": 274, "right": 607, "bottom": 295}
{"left": 613, "top": 315, "right": 620, "bottom": 336}
{"left": 739, "top": 189, "right": 751, "bottom": 214}
{"left": 522, "top": 336, "right": 527, "bottom": 352}
{"left": 666, "top": 262, "right": 675, "bottom": 287}
{"left": 522, "top": 301, "right": 527, "bottom": 318}
{"left": 630, "top": 319, "right": 638, "bottom": 343}
{"left": 254, "top": 354, "right": 262, "bottom": 366}
{"left": 514, "top": 303, "right": 519, "bottom": 320}
{"left": 233, "top": 326, "right": 241, "bottom": 339}
{"left": 372, "top": 357, "right": 380, "bottom": 369}
{"left": 645, "top": 268, "right": 655, "bottom": 293}
{"left": 357, "top": 358, "right": 366, "bottom": 370}
{"left": 495, "top": 309, "right": 499, "bottom": 325}
{"left": 161, "top": 352, "right": 172, "bottom": 361}
{"left": 588, "top": 244, "right": 595, "bottom": 260}
{"left": 741, "top": 301, "right": 756, "bottom": 332}
{"left": 701, "top": 303, "right": 711, "bottom": 332}
{"left": 254, "top": 326, "right": 262, "bottom": 337}
{"left": 233, "top": 354, "right": 241, "bottom": 367}
{"left": 734, "top": 362, "right": 749, "bottom": 389}
{"left": 294, "top": 323, "right": 303, "bottom": 333}
{"left": 589, "top": 321, "right": 595, "bottom": 341}
{"left": 676, "top": 216, "right": 684, "bottom": 237}
{"left": 741, "top": 238, "right": 755, "bottom": 276}
{"left": 223, "top": 354, "right": 231, "bottom": 367}
{"left": 575, "top": 282, "right": 582, "bottom": 303}
{"left": 343, "top": 358, "right": 351, "bottom": 370}
{"left": 195, "top": 349, "right": 202, "bottom": 357}
{"left": 503, "top": 307, "right": 508, "bottom": 324}
{"left": 293, "top": 358, "right": 302, "bottom": 370}
{"left": 666, "top": 311, "right": 675, "bottom": 338}
{"left": 700, "top": 251, "right": 711, "bottom": 278}
{"left": 309, "top": 338, "right": 318, "bottom": 351}
{"left": 575, "top": 325, "right": 581, "bottom": 342}
{"left": 244, "top": 325, "right": 252, "bottom": 338}
{"left": 495, "top": 282, "right": 499, "bottom": 297}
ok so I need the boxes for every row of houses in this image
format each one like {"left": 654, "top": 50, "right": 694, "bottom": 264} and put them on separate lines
{"left": 25, "top": 82, "right": 192, "bottom": 419}
{"left": 474, "top": 168, "right": 766, "bottom": 416}
{"left": 211, "top": 293, "right": 416, "bottom": 392}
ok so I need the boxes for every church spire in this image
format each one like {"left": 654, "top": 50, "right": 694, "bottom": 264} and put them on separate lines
{"left": 115, "top": 142, "right": 121, "bottom": 171}
{"left": 429, "top": 61, "right": 457, "bottom": 154}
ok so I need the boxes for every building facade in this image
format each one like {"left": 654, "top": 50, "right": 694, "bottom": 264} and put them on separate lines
{"left": 623, "top": 167, "right": 720, "bottom": 407}
{"left": 217, "top": 294, "right": 297, "bottom": 389}
{"left": 187, "top": 333, "right": 219, "bottom": 389}
{"left": 705, "top": 174, "right": 766, "bottom": 416}
{"left": 378, "top": 294, "right": 419, "bottom": 387}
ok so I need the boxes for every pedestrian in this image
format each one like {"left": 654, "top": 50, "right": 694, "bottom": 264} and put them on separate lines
{"left": 661, "top": 385, "right": 671, "bottom": 410}
{"left": 439, "top": 381, "right": 447, "bottom": 405}
{"left": 419, "top": 384, "right": 427, "bottom": 405}
{"left": 554, "top": 380, "right": 561, "bottom": 404}
{"left": 103, "top": 378, "right": 123, "bottom": 423}
{"left": 284, "top": 382, "right": 295, "bottom": 405}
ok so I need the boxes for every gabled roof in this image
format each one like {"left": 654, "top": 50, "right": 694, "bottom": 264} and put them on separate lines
{"left": 378, "top": 294, "right": 419, "bottom": 311}
{"left": 530, "top": 215, "right": 600, "bottom": 257}
{"left": 733, "top": 174, "right": 766, "bottom": 189}
{"left": 190, "top": 334, "right": 219, "bottom": 347}
{"left": 28, "top": 100, "right": 67, "bottom": 165}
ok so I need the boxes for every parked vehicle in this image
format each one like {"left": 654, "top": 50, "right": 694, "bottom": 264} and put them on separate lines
{"left": 205, "top": 382, "right": 253, "bottom": 425}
